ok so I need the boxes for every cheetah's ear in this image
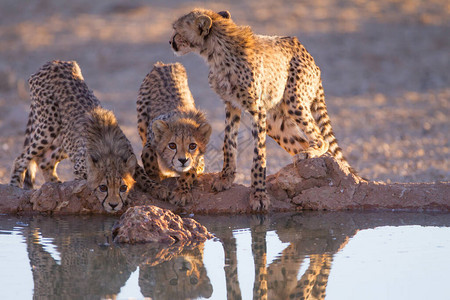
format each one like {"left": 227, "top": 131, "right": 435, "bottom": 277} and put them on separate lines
{"left": 125, "top": 154, "right": 137, "bottom": 176}
{"left": 217, "top": 11, "right": 231, "bottom": 19}
{"left": 197, "top": 123, "right": 212, "bottom": 143}
{"left": 152, "top": 120, "right": 169, "bottom": 142}
{"left": 195, "top": 15, "right": 212, "bottom": 37}
{"left": 88, "top": 154, "right": 99, "bottom": 166}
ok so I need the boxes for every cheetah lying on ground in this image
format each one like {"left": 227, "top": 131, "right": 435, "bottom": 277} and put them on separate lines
{"left": 10, "top": 60, "right": 170, "bottom": 212}
{"left": 137, "top": 62, "right": 211, "bottom": 206}
{"left": 170, "top": 9, "right": 359, "bottom": 211}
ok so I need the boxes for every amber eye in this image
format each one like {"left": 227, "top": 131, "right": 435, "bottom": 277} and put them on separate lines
{"left": 189, "top": 143, "right": 197, "bottom": 150}
{"left": 168, "top": 143, "right": 177, "bottom": 150}
{"left": 119, "top": 185, "right": 128, "bottom": 193}
{"left": 98, "top": 185, "right": 108, "bottom": 192}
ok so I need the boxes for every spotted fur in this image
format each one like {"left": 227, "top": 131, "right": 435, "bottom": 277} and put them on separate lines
{"left": 170, "top": 9, "right": 358, "bottom": 211}
{"left": 10, "top": 60, "right": 170, "bottom": 212}
{"left": 137, "top": 62, "right": 211, "bottom": 206}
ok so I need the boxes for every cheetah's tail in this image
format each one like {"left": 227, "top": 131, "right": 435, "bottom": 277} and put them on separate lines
{"left": 312, "top": 82, "right": 361, "bottom": 178}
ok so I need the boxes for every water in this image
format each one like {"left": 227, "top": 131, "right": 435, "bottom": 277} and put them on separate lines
{"left": 1, "top": 212, "right": 450, "bottom": 299}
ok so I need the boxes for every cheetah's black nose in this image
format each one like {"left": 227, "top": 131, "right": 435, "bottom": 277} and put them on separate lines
{"left": 109, "top": 203, "right": 118, "bottom": 210}
{"left": 178, "top": 158, "right": 188, "bottom": 165}
{"left": 171, "top": 35, "right": 179, "bottom": 51}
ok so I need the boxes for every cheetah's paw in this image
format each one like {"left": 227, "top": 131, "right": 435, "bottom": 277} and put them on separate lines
{"left": 212, "top": 172, "right": 235, "bottom": 192}
{"left": 249, "top": 191, "right": 269, "bottom": 212}
{"left": 171, "top": 188, "right": 194, "bottom": 206}
{"left": 155, "top": 185, "right": 172, "bottom": 202}
{"left": 294, "top": 151, "right": 314, "bottom": 163}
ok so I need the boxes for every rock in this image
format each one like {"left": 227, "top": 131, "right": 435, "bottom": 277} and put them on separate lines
{"left": 0, "top": 156, "right": 448, "bottom": 214}
{"left": 0, "top": 184, "right": 33, "bottom": 214}
{"left": 29, "top": 180, "right": 106, "bottom": 214}
{"left": 112, "top": 205, "right": 214, "bottom": 244}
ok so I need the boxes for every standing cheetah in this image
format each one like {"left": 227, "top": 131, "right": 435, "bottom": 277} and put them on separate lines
{"left": 170, "top": 9, "right": 358, "bottom": 211}
{"left": 137, "top": 62, "right": 212, "bottom": 206}
{"left": 10, "top": 60, "right": 170, "bottom": 212}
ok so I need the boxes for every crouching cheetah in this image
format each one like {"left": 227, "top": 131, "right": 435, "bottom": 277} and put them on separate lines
{"left": 10, "top": 60, "right": 170, "bottom": 212}
{"left": 170, "top": 9, "right": 358, "bottom": 211}
{"left": 137, "top": 62, "right": 212, "bottom": 206}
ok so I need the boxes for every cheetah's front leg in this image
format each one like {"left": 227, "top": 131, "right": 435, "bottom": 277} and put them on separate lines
{"left": 134, "top": 165, "right": 171, "bottom": 201}
{"left": 39, "top": 146, "right": 67, "bottom": 184}
{"left": 249, "top": 107, "right": 269, "bottom": 212}
{"left": 173, "top": 156, "right": 205, "bottom": 206}
{"left": 212, "top": 102, "right": 241, "bottom": 192}
{"left": 173, "top": 168, "right": 198, "bottom": 206}
{"left": 141, "top": 142, "right": 160, "bottom": 181}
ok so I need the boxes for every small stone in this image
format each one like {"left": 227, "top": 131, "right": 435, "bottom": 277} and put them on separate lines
{"left": 112, "top": 205, "right": 214, "bottom": 244}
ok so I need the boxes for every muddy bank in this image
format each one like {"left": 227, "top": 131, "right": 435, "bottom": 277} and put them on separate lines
{"left": 1, "top": 156, "right": 448, "bottom": 215}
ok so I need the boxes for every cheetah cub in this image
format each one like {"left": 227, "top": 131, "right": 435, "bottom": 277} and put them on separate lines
{"left": 10, "top": 60, "right": 170, "bottom": 213}
{"left": 137, "top": 62, "right": 212, "bottom": 206}
{"left": 171, "top": 9, "right": 358, "bottom": 211}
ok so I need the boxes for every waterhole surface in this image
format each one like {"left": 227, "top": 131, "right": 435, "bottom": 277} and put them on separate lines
{"left": 1, "top": 211, "right": 449, "bottom": 299}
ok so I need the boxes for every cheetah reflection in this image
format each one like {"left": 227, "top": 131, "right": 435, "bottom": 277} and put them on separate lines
{"left": 210, "top": 214, "right": 354, "bottom": 300}
{"left": 24, "top": 217, "right": 133, "bottom": 299}
{"left": 24, "top": 217, "right": 213, "bottom": 299}
{"left": 138, "top": 244, "right": 213, "bottom": 299}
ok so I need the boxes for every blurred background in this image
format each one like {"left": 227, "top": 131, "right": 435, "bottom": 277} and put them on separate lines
{"left": 0, "top": 0, "right": 448, "bottom": 186}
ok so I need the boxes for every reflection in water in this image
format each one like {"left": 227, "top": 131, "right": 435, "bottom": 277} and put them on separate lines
{"left": 3, "top": 212, "right": 449, "bottom": 299}
{"left": 138, "top": 244, "right": 213, "bottom": 299}
{"left": 209, "top": 215, "right": 337, "bottom": 300}
{"left": 23, "top": 216, "right": 133, "bottom": 299}
{"left": 198, "top": 212, "right": 450, "bottom": 300}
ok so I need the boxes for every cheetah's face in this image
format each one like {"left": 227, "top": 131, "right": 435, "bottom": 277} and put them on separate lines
{"left": 152, "top": 120, "right": 211, "bottom": 175}
{"left": 170, "top": 10, "right": 230, "bottom": 56}
{"left": 138, "top": 251, "right": 213, "bottom": 298}
{"left": 170, "top": 32, "right": 193, "bottom": 56}
{"left": 168, "top": 255, "right": 202, "bottom": 287}
{"left": 170, "top": 11, "right": 209, "bottom": 56}
{"left": 87, "top": 154, "right": 136, "bottom": 213}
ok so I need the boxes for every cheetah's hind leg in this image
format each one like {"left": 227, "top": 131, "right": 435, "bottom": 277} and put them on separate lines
{"left": 38, "top": 146, "right": 67, "bottom": 185}
{"left": 23, "top": 160, "right": 38, "bottom": 190}
{"left": 283, "top": 102, "right": 329, "bottom": 162}
{"left": 10, "top": 145, "right": 37, "bottom": 189}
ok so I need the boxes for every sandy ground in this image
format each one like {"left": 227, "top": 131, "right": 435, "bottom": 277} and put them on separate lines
{"left": 0, "top": 0, "right": 448, "bottom": 187}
